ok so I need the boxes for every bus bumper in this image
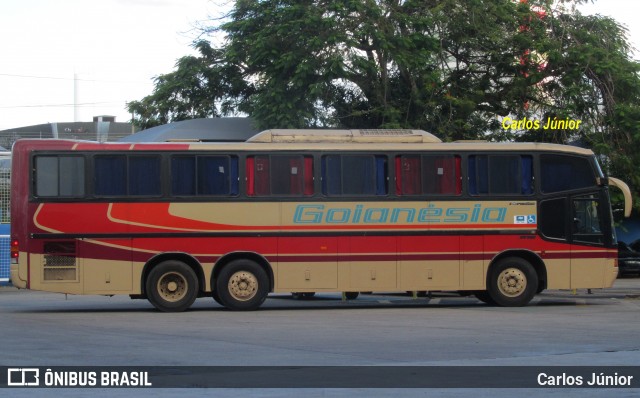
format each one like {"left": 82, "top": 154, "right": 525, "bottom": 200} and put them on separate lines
{"left": 10, "top": 264, "right": 27, "bottom": 288}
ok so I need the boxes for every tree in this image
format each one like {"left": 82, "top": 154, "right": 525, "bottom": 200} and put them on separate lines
{"left": 127, "top": 0, "right": 640, "bottom": 209}
{"left": 127, "top": 41, "right": 250, "bottom": 130}
{"left": 130, "top": 0, "right": 538, "bottom": 135}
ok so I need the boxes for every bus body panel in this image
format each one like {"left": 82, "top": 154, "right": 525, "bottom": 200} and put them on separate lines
{"left": 9, "top": 136, "right": 625, "bottom": 309}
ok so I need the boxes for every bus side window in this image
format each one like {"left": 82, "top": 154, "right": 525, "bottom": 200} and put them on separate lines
{"left": 322, "top": 155, "right": 387, "bottom": 196}
{"left": 396, "top": 155, "right": 460, "bottom": 196}
{"left": 247, "top": 155, "right": 313, "bottom": 196}
{"left": 539, "top": 198, "right": 567, "bottom": 240}
{"left": 129, "top": 156, "right": 161, "bottom": 196}
{"left": 34, "top": 155, "right": 85, "bottom": 197}
{"left": 572, "top": 196, "right": 604, "bottom": 244}
{"left": 172, "top": 156, "right": 196, "bottom": 195}
{"left": 396, "top": 156, "right": 421, "bottom": 195}
{"left": 199, "top": 156, "right": 237, "bottom": 195}
{"left": 521, "top": 156, "right": 533, "bottom": 195}
{"left": 173, "top": 155, "right": 238, "bottom": 196}
{"left": 469, "top": 155, "right": 532, "bottom": 195}
{"left": 254, "top": 156, "right": 270, "bottom": 195}
{"left": 540, "top": 155, "right": 595, "bottom": 194}
{"left": 94, "top": 155, "right": 126, "bottom": 196}
{"left": 271, "top": 156, "right": 300, "bottom": 195}
{"left": 94, "top": 155, "right": 161, "bottom": 197}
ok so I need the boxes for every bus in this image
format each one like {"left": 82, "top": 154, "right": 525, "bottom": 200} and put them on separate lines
{"left": 9, "top": 129, "right": 632, "bottom": 312}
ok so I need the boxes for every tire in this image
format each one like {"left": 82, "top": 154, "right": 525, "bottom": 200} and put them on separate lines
{"left": 216, "top": 259, "right": 269, "bottom": 311}
{"left": 345, "top": 292, "right": 359, "bottom": 300}
{"left": 474, "top": 290, "right": 497, "bottom": 305}
{"left": 212, "top": 289, "right": 224, "bottom": 306}
{"left": 146, "top": 260, "right": 199, "bottom": 312}
{"left": 487, "top": 257, "right": 538, "bottom": 307}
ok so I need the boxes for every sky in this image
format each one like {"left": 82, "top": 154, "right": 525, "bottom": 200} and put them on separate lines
{"left": 0, "top": 0, "right": 639, "bottom": 131}
{"left": 0, "top": 0, "right": 219, "bottom": 130}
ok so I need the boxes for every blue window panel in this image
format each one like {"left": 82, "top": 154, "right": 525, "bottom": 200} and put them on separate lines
{"left": 521, "top": 156, "right": 533, "bottom": 194}
{"left": 322, "top": 156, "right": 342, "bottom": 195}
{"left": 468, "top": 156, "right": 477, "bottom": 195}
{"left": 342, "top": 156, "right": 374, "bottom": 195}
{"left": 129, "top": 156, "right": 161, "bottom": 196}
{"left": 172, "top": 156, "right": 237, "bottom": 196}
{"left": 229, "top": 157, "right": 239, "bottom": 195}
{"left": 321, "top": 155, "right": 387, "bottom": 196}
{"left": 541, "top": 155, "right": 594, "bottom": 193}
{"left": 468, "top": 155, "right": 489, "bottom": 195}
{"left": 375, "top": 156, "right": 387, "bottom": 195}
{"left": 470, "top": 155, "right": 534, "bottom": 195}
{"left": 199, "top": 157, "right": 230, "bottom": 195}
{"left": 94, "top": 156, "right": 126, "bottom": 196}
{"left": 490, "top": 156, "right": 519, "bottom": 194}
{"left": 171, "top": 157, "right": 196, "bottom": 195}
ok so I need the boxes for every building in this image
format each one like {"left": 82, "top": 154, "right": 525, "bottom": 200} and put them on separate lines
{"left": 0, "top": 115, "right": 136, "bottom": 150}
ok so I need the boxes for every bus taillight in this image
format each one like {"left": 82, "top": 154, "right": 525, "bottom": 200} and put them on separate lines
{"left": 10, "top": 239, "right": 19, "bottom": 262}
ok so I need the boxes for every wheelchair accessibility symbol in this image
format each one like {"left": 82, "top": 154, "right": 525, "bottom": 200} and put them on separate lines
{"left": 514, "top": 215, "right": 536, "bottom": 224}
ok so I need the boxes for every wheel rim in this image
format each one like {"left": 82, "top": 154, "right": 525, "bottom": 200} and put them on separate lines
{"left": 228, "top": 271, "right": 258, "bottom": 301}
{"left": 157, "top": 272, "right": 188, "bottom": 302}
{"left": 497, "top": 267, "right": 527, "bottom": 297}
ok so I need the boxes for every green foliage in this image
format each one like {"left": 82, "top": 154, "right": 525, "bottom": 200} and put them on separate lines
{"left": 128, "top": 0, "right": 640, "bottom": 212}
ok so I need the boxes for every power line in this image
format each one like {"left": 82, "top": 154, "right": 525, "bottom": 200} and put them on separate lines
{"left": 0, "top": 102, "right": 124, "bottom": 109}
{"left": 0, "top": 72, "right": 149, "bottom": 84}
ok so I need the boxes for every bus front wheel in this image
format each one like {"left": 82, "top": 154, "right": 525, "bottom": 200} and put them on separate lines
{"left": 146, "top": 260, "right": 199, "bottom": 312}
{"left": 216, "top": 259, "right": 269, "bottom": 311}
{"left": 487, "top": 257, "right": 538, "bottom": 307}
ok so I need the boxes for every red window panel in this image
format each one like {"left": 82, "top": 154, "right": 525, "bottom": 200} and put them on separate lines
{"left": 396, "top": 156, "right": 421, "bottom": 195}
{"left": 397, "top": 155, "right": 461, "bottom": 196}
{"left": 455, "top": 156, "right": 462, "bottom": 195}
{"left": 254, "top": 156, "right": 270, "bottom": 195}
{"left": 303, "top": 156, "right": 314, "bottom": 196}
{"left": 246, "top": 157, "right": 255, "bottom": 196}
{"left": 435, "top": 156, "right": 454, "bottom": 194}
{"left": 288, "top": 157, "right": 303, "bottom": 195}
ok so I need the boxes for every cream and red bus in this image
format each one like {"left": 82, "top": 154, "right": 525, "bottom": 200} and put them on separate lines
{"left": 9, "top": 129, "right": 632, "bottom": 311}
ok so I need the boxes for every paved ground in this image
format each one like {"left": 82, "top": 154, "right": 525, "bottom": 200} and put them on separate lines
{"left": 1, "top": 278, "right": 639, "bottom": 397}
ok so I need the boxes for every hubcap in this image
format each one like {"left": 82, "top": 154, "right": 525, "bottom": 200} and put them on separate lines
{"left": 228, "top": 271, "right": 258, "bottom": 301}
{"left": 157, "top": 272, "right": 188, "bottom": 302}
{"left": 498, "top": 267, "right": 527, "bottom": 297}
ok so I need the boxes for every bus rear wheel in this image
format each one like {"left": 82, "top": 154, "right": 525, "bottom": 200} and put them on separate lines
{"left": 473, "top": 291, "right": 496, "bottom": 305}
{"left": 146, "top": 260, "right": 199, "bottom": 312}
{"left": 487, "top": 257, "right": 537, "bottom": 307}
{"left": 212, "top": 289, "right": 224, "bottom": 306}
{"left": 216, "top": 259, "right": 269, "bottom": 311}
